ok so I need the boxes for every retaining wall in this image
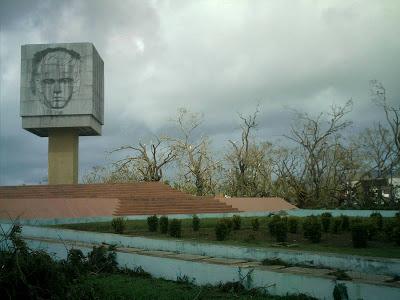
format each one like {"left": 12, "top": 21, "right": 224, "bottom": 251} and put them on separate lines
{"left": 2, "top": 237, "right": 398, "bottom": 300}
{"left": 0, "top": 209, "right": 398, "bottom": 226}
{"left": 1, "top": 223, "right": 399, "bottom": 276}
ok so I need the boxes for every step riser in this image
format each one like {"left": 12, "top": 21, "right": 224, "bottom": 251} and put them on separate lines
{"left": 1, "top": 183, "right": 240, "bottom": 216}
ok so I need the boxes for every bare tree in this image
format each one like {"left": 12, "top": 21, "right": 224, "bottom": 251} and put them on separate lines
{"left": 355, "top": 122, "right": 396, "bottom": 178}
{"left": 226, "top": 108, "right": 258, "bottom": 196}
{"left": 111, "top": 136, "right": 176, "bottom": 182}
{"left": 370, "top": 80, "right": 400, "bottom": 170}
{"left": 82, "top": 164, "right": 140, "bottom": 184}
{"left": 271, "top": 146, "right": 308, "bottom": 205}
{"left": 173, "top": 108, "right": 219, "bottom": 196}
{"left": 224, "top": 107, "right": 274, "bottom": 196}
{"left": 283, "top": 100, "right": 353, "bottom": 206}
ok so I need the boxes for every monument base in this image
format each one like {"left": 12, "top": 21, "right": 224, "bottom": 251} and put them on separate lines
{"left": 48, "top": 128, "right": 79, "bottom": 184}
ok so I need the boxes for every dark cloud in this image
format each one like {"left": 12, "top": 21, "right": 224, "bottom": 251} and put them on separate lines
{"left": 1, "top": 0, "right": 399, "bottom": 185}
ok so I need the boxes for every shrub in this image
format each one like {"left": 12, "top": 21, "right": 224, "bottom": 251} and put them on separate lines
{"left": 303, "top": 216, "right": 322, "bottom": 243}
{"left": 320, "top": 212, "right": 332, "bottom": 233}
{"left": 192, "top": 214, "right": 200, "bottom": 231}
{"left": 244, "top": 233, "right": 256, "bottom": 242}
{"left": 351, "top": 223, "right": 368, "bottom": 248}
{"left": 268, "top": 215, "right": 282, "bottom": 236}
{"left": 274, "top": 220, "right": 288, "bottom": 242}
{"left": 333, "top": 283, "right": 349, "bottom": 300}
{"left": 370, "top": 212, "right": 383, "bottom": 230}
{"left": 251, "top": 218, "right": 260, "bottom": 231}
{"left": 383, "top": 219, "right": 396, "bottom": 241}
{"left": 393, "top": 226, "right": 400, "bottom": 246}
{"left": 111, "top": 217, "right": 126, "bottom": 234}
{"left": 147, "top": 215, "right": 158, "bottom": 232}
{"left": 391, "top": 217, "right": 400, "bottom": 246}
{"left": 331, "top": 218, "right": 341, "bottom": 234}
{"left": 232, "top": 215, "right": 241, "bottom": 230}
{"left": 1, "top": 227, "right": 121, "bottom": 300}
{"left": 215, "top": 220, "right": 229, "bottom": 241}
{"left": 159, "top": 216, "right": 169, "bottom": 234}
{"left": 64, "top": 248, "right": 87, "bottom": 278}
{"left": 222, "top": 218, "right": 233, "bottom": 232}
{"left": 87, "top": 245, "right": 118, "bottom": 273}
{"left": 340, "top": 215, "right": 350, "bottom": 231}
{"left": 365, "top": 220, "right": 378, "bottom": 240}
{"left": 169, "top": 219, "right": 182, "bottom": 238}
{"left": 288, "top": 217, "right": 298, "bottom": 234}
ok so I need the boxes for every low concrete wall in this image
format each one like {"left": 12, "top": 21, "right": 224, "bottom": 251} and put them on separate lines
{"left": 287, "top": 209, "right": 399, "bottom": 218}
{"left": 1, "top": 223, "right": 399, "bottom": 277}
{"left": 0, "top": 209, "right": 398, "bottom": 226}
{"left": 4, "top": 237, "right": 398, "bottom": 300}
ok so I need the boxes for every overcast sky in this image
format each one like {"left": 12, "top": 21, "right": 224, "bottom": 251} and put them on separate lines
{"left": 1, "top": 0, "right": 399, "bottom": 185}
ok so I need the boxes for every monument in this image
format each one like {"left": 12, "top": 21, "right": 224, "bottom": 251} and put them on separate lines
{"left": 20, "top": 43, "right": 104, "bottom": 184}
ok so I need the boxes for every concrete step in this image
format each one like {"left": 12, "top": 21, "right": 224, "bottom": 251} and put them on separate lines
{"left": 0, "top": 182, "right": 240, "bottom": 217}
{"left": 114, "top": 210, "right": 239, "bottom": 216}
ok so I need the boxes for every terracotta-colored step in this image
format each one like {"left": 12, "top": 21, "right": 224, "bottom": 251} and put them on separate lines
{"left": 0, "top": 182, "right": 240, "bottom": 218}
{"left": 114, "top": 209, "right": 239, "bottom": 216}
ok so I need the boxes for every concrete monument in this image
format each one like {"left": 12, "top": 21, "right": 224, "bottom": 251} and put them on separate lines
{"left": 20, "top": 43, "right": 104, "bottom": 184}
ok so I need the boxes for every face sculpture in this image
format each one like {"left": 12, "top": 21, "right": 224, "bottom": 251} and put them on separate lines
{"left": 32, "top": 48, "right": 80, "bottom": 109}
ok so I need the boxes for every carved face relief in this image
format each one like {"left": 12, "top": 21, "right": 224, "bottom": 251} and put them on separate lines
{"left": 32, "top": 48, "right": 81, "bottom": 109}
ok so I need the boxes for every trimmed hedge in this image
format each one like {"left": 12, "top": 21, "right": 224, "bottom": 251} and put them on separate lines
{"left": 321, "top": 212, "right": 332, "bottom": 233}
{"left": 303, "top": 216, "right": 322, "bottom": 243}
{"left": 351, "top": 222, "right": 368, "bottom": 248}
{"left": 147, "top": 215, "right": 158, "bottom": 232}
{"left": 222, "top": 218, "right": 233, "bottom": 232}
{"left": 192, "top": 215, "right": 200, "bottom": 232}
{"left": 232, "top": 215, "right": 241, "bottom": 230}
{"left": 331, "top": 218, "right": 341, "bottom": 234}
{"left": 393, "top": 226, "right": 400, "bottom": 246}
{"left": 370, "top": 212, "right": 383, "bottom": 230}
{"left": 274, "top": 219, "right": 288, "bottom": 242}
{"left": 251, "top": 218, "right": 260, "bottom": 231}
{"left": 365, "top": 220, "right": 378, "bottom": 241}
{"left": 215, "top": 220, "right": 229, "bottom": 241}
{"left": 268, "top": 215, "right": 282, "bottom": 236}
{"left": 111, "top": 217, "right": 126, "bottom": 234}
{"left": 288, "top": 217, "right": 298, "bottom": 234}
{"left": 169, "top": 219, "right": 182, "bottom": 238}
{"left": 159, "top": 216, "right": 169, "bottom": 234}
{"left": 340, "top": 215, "right": 350, "bottom": 231}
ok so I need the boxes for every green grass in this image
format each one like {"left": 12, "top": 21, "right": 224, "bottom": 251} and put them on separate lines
{"left": 55, "top": 216, "right": 400, "bottom": 259}
{"left": 68, "top": 273, "right": 315, "bottom": 299}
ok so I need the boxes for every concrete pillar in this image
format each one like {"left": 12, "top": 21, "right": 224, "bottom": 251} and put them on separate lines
{"left": 48, "top": 128, "right": 79, "bottom": 184}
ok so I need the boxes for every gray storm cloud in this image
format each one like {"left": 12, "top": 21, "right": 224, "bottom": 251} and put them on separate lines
{"left": 1, "top": 0, "right": 399, "bottom": 185}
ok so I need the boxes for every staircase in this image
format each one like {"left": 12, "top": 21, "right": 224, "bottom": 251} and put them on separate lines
{"left": 0, "top": 182, "right": 239, "bottom": 216}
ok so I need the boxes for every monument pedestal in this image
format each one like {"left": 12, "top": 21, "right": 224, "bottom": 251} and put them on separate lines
{"left": 48, "top": 128, "right": 79, "bottom": 184}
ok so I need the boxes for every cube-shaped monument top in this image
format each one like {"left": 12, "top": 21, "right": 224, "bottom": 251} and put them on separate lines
{"left": 20, "top": 43, "right": 104, "bottom": 136}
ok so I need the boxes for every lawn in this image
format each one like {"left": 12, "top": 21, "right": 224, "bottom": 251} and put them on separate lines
{"left": 56, "top": 216, "right": 400, "bottom": 259}
{"left": 68, "top": 273, "right": 315, "bottom": 300}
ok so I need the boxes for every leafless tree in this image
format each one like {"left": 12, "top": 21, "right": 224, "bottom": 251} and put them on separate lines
{"left": 226, "top": 108, "right": 258, "bottom": 196}
{"left": 111, "top": 136, "right": 176, "bottom": 182}
{"left": 370, "top": 80, "right": 400, "bottom": 163}
{"left": 354, "top": 122, "right": 396, "bottom": 178}
{"left": 82, "top": 164, "right": 140, "bottom": 184}
{"left": 282, "top": 100, "right": 353, "bottom": 206}
{"left": 271, "top": 146, "right": 307, "bottom": 205}
{"left": 172, "top": 108, "right": 219, "bottom": 195}
{"left": 225, "top": 107, "right": 274, "bottom": 196}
